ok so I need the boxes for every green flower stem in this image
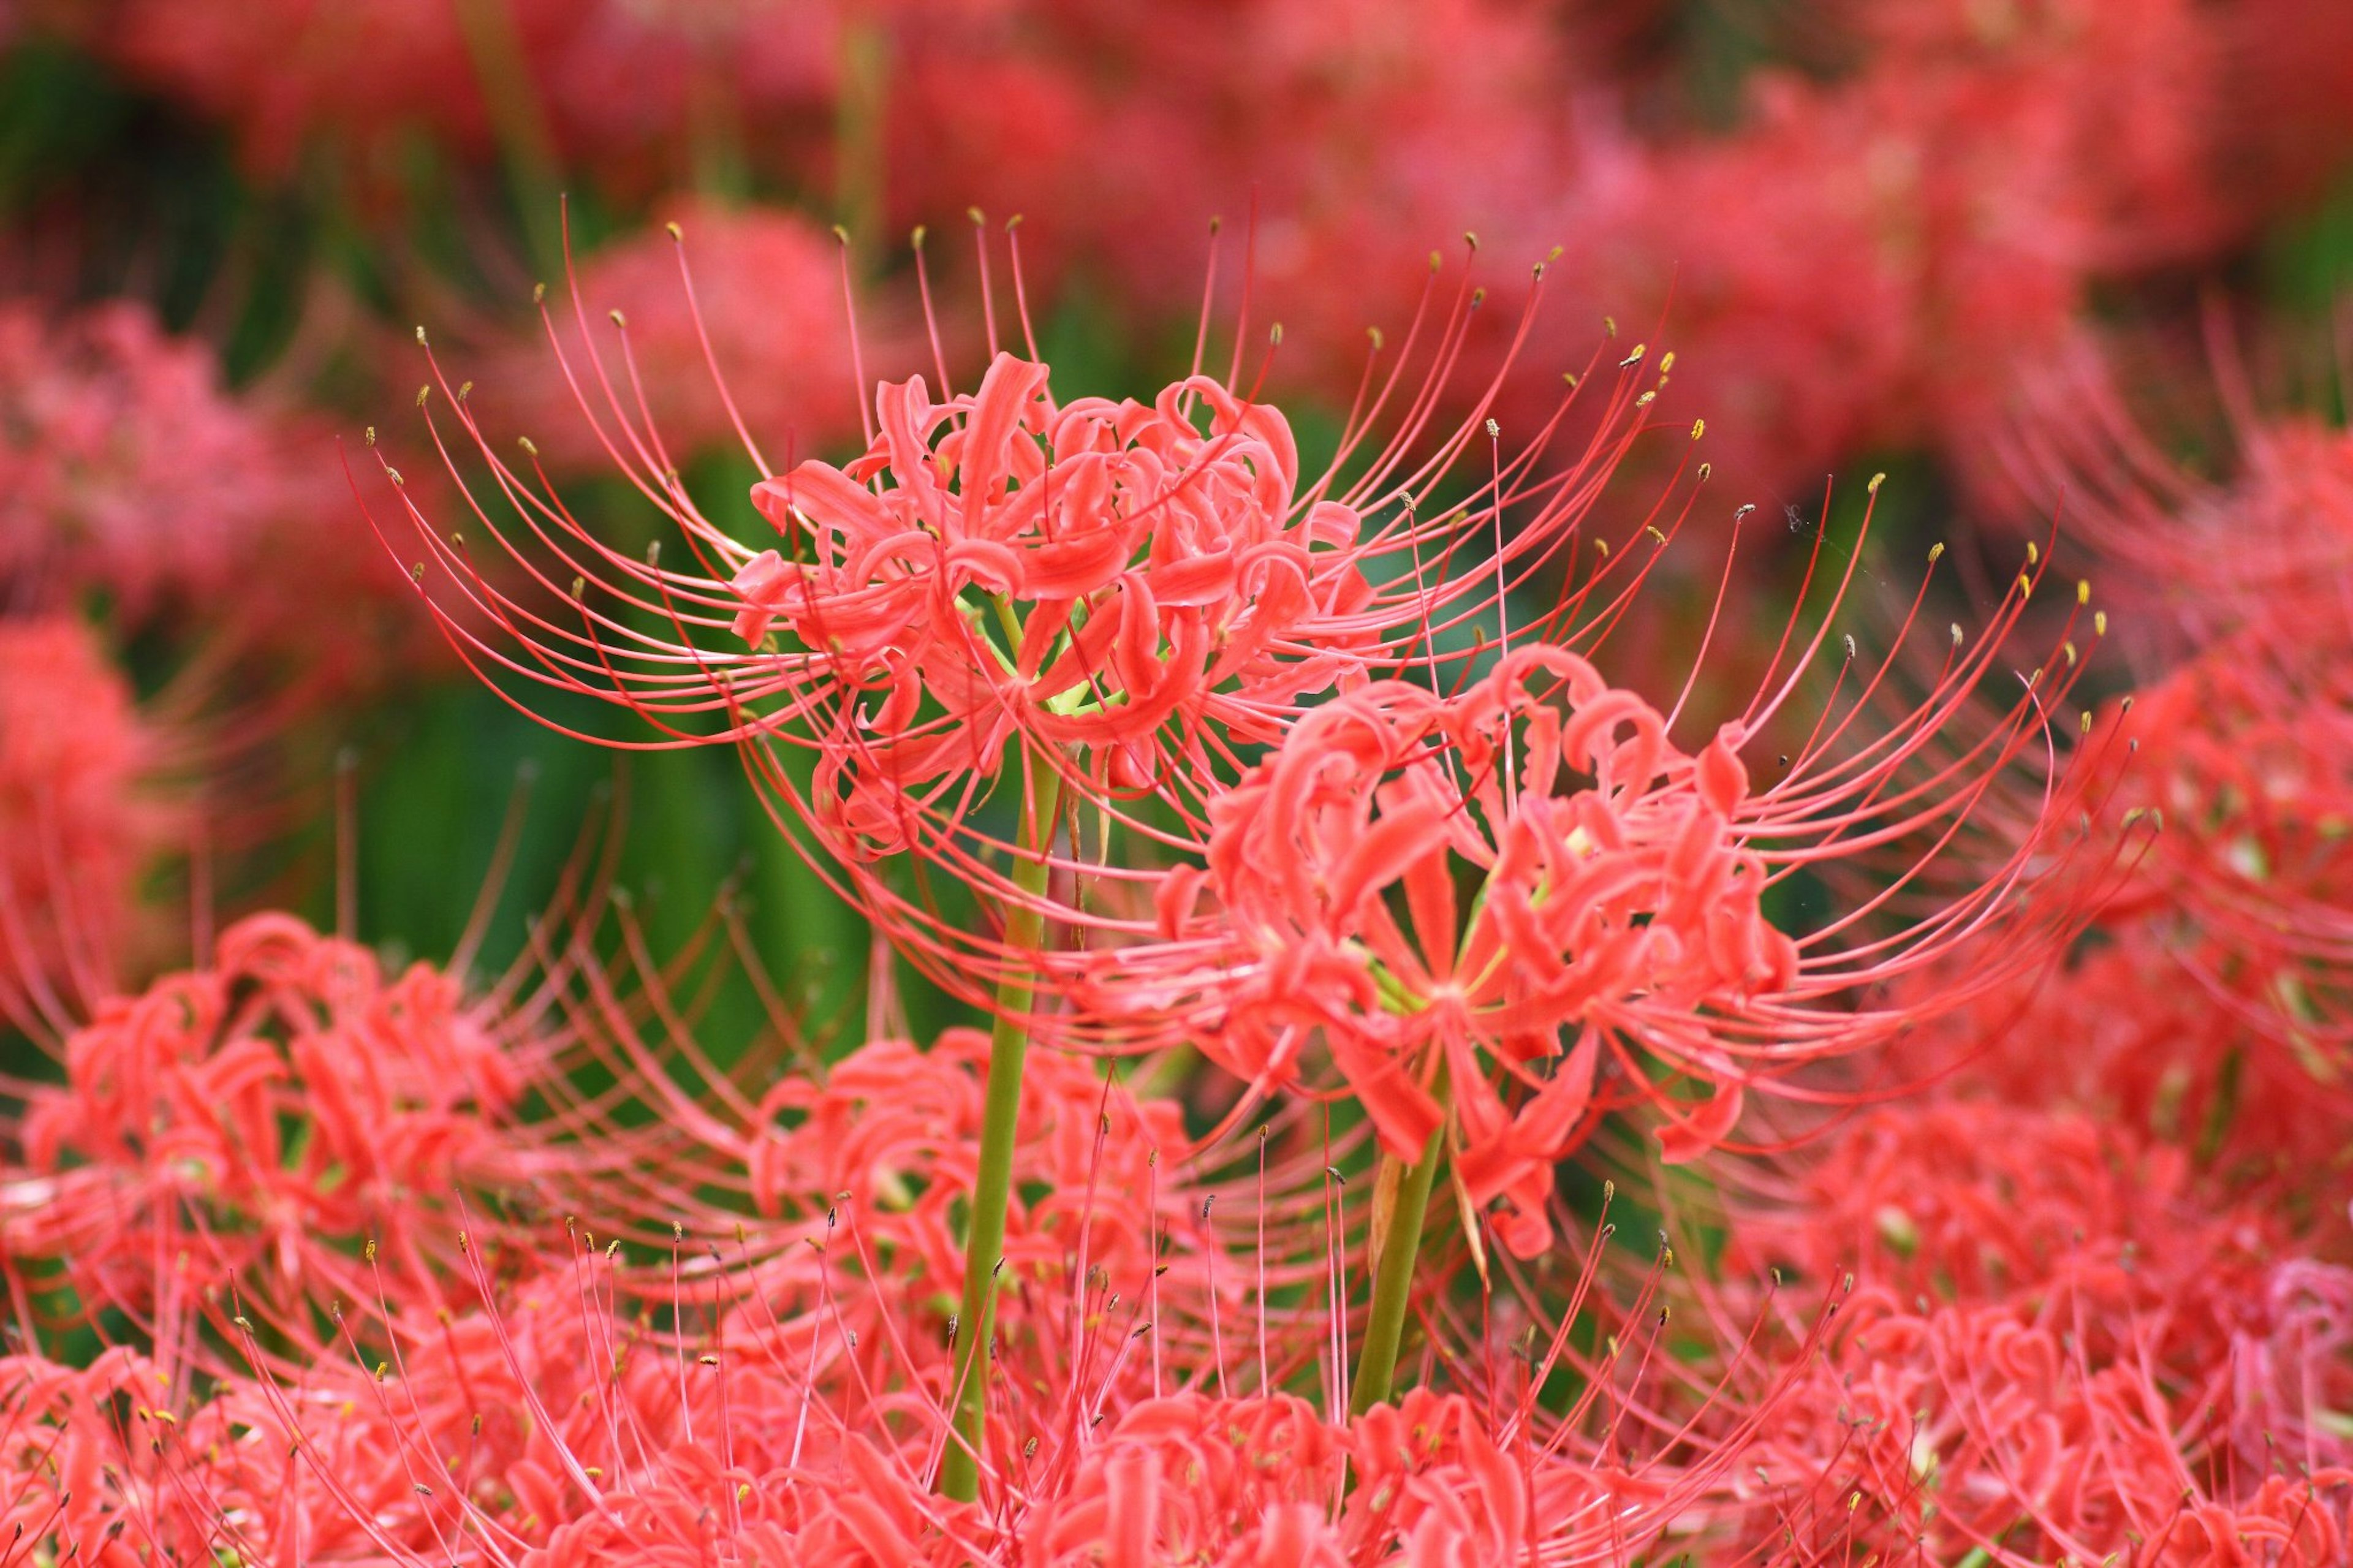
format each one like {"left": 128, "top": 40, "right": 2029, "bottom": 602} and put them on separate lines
{"left": 833, "top": 15, "right": 890, "bottom": 255}
{"left": 449, "top": 0, "right": 564, "bottom": 278}
{"left": 1350, "top": 1070, "right": 1451, "bottom": 1417}
{"left": 939, "top": 752, "right": 1064, "bottom": 1502}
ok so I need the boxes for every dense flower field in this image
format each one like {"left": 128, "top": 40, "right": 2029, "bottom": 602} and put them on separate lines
{"left": 3, "top": 2, "right": 2351, "bottom": 1562}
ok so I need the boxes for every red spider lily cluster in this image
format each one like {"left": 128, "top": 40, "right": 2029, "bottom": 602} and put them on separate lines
{"left": 6, "top": 3, "right": 2353, "bottom": 1564}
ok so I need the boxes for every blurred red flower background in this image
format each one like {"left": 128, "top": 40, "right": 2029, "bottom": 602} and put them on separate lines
{"left": 3, "top": 2, "right": 2352, "bottom": 1561}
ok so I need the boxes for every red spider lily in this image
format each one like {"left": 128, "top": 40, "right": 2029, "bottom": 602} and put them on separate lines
{"left": 485, "top": 199, "right": 887, "bottom": 474}
{"left": 1745, "top": 1294, "right": 2353, "bottom": 1566}
{"left": 724, "top": 350, "right": 1395, "bottom": 855}
{"left": 1512, "top": 0, "right": 2246, "bottom": 502}
{"left": 1011, "top": 1392, "right": 1345, "bottom": 1564}
{"left": 1706, "top": 1096, "right": 2353, "bottom": 1563}
{"left": 0, "top": 299, "right": 295, "bottom": 621}
{"left": 1853, "top": 653, "right": 2353, "bottom": 1229}
{"left": 4, "top": 912, "right": 551, "bottom": 1328}
{"left": 0, "top": 878, "right": 1834, "bottom": 1563}
{"left": 544, "top": 1024, "right": 1253, "bottom": 1394}
{"left": 222, "top": 1246, "right": 985, "bottom": 1565}
{"left": 730, "top": 1031, "right": 1209, "bottom": 1309}
{"left": 362, "top": 217, "right": 2110, "bottom": 1445}
{"left": 1023, "top": 1380, "right": 1779, "bottom": 1565}
{"left": 367, "top": 214, "right": 2104, "bottom": 1072}
{"left": 0, "top": 892, "right": 1844, "bottom": 1565}
{"left": 1726, "top": 1101, "right": 2287, "bottom": 1353}
{"left": 365, "top": 219, "right": 1681, "bottom": 1017}
{"left": 0, "top": 1347, "right": 263, "bottom": 1565}
{"left": 1070, "top": 506, "right": 2109, "bottom": 1253}
{"left": 1097, "top": 646, "right": 1794, "bottom": 1257}
{"left": 1912, "top": 333, "right": 2353, "bottom": 1232}
{"left": 0, "top": 615, "right": 184, "bottom": 1036}
{"left": 47, "top": 0, "right": 839, "bottom": 194}
{"left": 2076, "top": 634, "right": 2353, "bottom": 1086}
{"left": 176, "top": 1157, "right": 1830, "bottom": 1565}
{"left": 1999, "top": 325, "right": 2353, "bottom": 643}
{"left": 990, "top": 1178, "right": 1835, "bottom": 1559}
{"left": 0, "top": 825, "right": 837, "bottom": 1343}
{"left": 501, "top": 1019, "right": 1393, "bottom": 1468}
{"left": 1906, "top": 919, "right": 2353, "bottom": 1191}
{"left": 884, "top": 0, "right": 1593, "bottom": 373}
{"left": 0, "top": 297, "right": 420, "bottom": 686}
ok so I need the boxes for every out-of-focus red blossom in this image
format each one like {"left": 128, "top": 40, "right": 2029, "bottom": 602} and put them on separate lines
{"left": 0, "top": 614, "right": 175, "bottom": 1028}
{"left": 2151, "top": 414, "right": 2353, "bottom": 629}
{"left": 884, "top": 0, "right": 1581, "bottom": 358}
{"left": 1745, "top": 1295, "right": 2353, "bottom": 1564}
{"left": 491, "top": 199, "right": 883, "bottom": 471}
{"left": 2003, "top": 337, "right": 2353, "bottom": 641}
{"left": 1903, "top": 921, "right": 2353, "bottom": 1189}
{"left": 2102, "top": 639, "right": 2349, "bottom": 1039}
{"left": 39, "top": 0, "right": 839, "bottom": 193}
{"left": 33, "top": 0, "right": 2353, "bottom": 525}
{"left": 1719, "top": 1100, "right": 2353, "bottom": 1562}
{"left": 1, "top": 298, "right": 305, "bottom": 619}
{"left": 531, "top": 1, "right": 841, "bottom": 197}
{"left": 43, "top": 0, "right": 547, "bottom": 175}
{"left": 1549, "top": 101, "right": 1919, "bottom": 495}
{"left": 5, "top": 911, "right": 539, "bottom": 1317}
{"left": 738, "top": 1028, "right": 1212, "bottom": 1317}
{"left": 2214, "top": 0, "right": 2353, "bottom": 219}
{"left": 1729, "top": 1102, "right": 2282, "bottom": 1349}
{"left": 1839, "top": 0, "right": 2226, "bottom": 257}
{"left": 0, "top": 296, "right": 413, "bottom": 681}
{"left": 1981, "top": 336, "right": 2353, "bottom": 1126}
{"left": 870, "top": 0, "right": 2351, "bottom": 494}
{"left": 1124, "top": 647, "right": 1787, "bottom": 1255}
{"left": 1544, "top": 0, "right": 2227, "bottom": 497}
{"left": 1452, "top": 0, "right": 2324, "bottom": 511}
